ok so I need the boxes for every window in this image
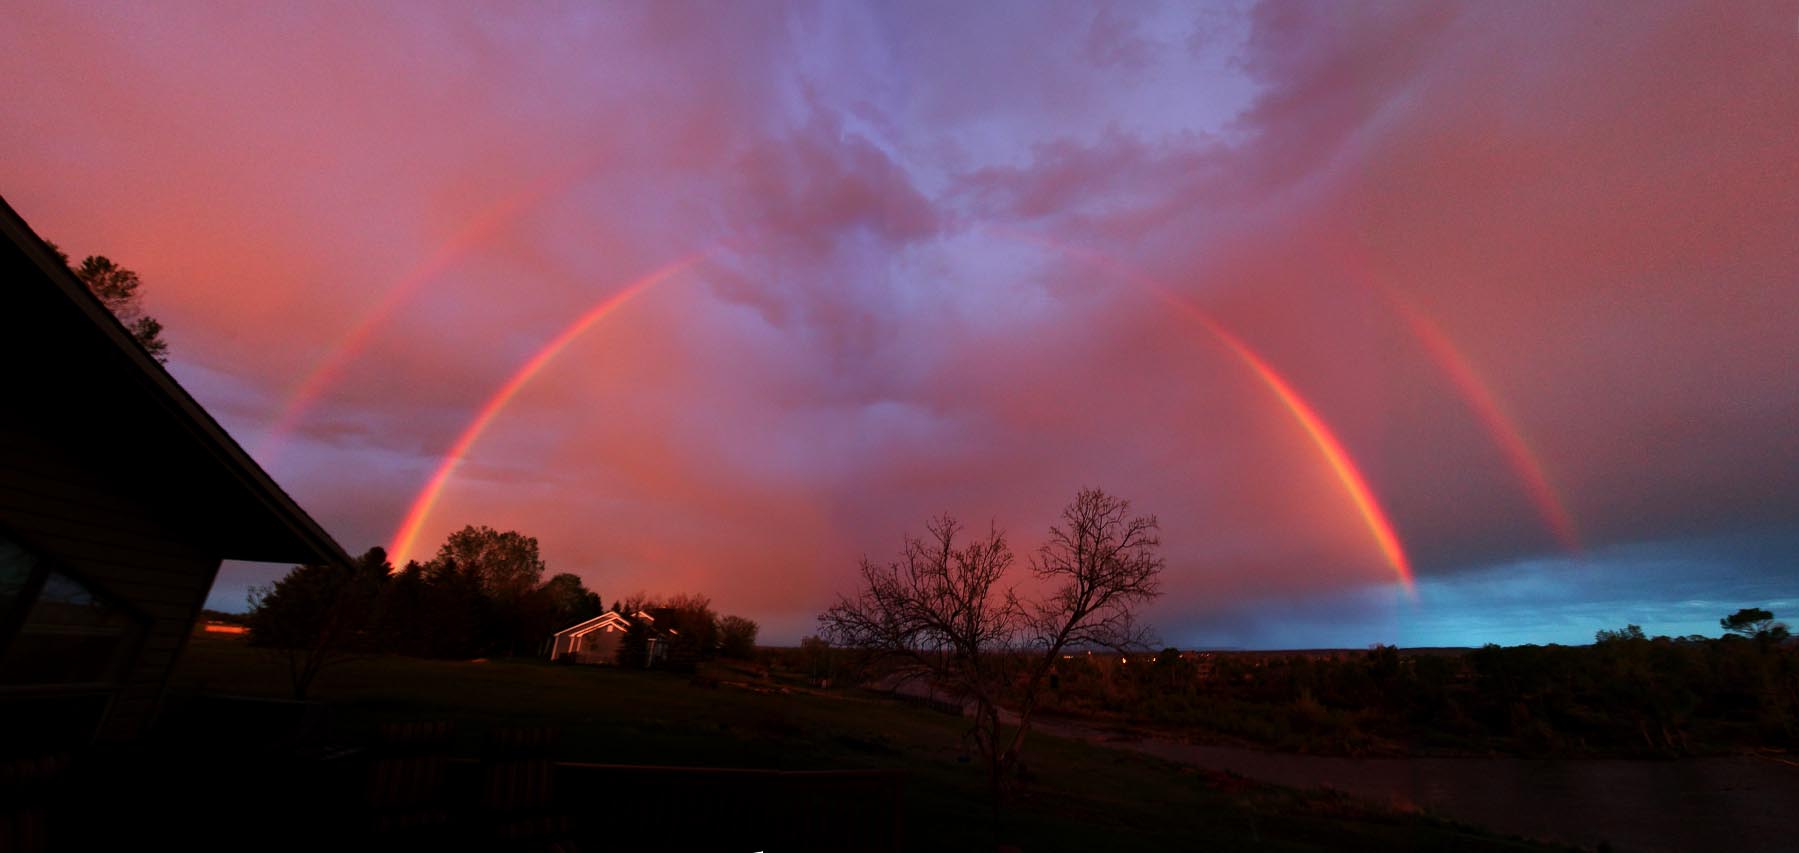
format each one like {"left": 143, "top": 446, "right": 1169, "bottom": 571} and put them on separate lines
{"left": 0, "top": 536, "right": 38, "bottom": 618}
{"left": 0, "top": 533, "right": 145, "bottom": 685}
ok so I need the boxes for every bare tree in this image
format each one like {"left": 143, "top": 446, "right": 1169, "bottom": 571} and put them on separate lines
{"left": 818, "top": 488, "right": 1163, "bottom": 818}
{"left": 617, "top": 590, "right": 655, "bottom": 615}
{"left": 1005, "top": 488, "right": 1163, "bottom": 770}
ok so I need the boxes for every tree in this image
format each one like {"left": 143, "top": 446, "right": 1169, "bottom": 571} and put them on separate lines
{"left": 1721, "top": 608, "right": 1780, "bottom": 638}
{"left": 618, "top": 591, "right": 654, "bottom": 616}
{"left": 419, "top": 556, "right": 491, "bottom": 657}
{"left": 433, "top": 525, "right": 546, "bottom": 602}
{"left": 605, "top": 592, "right": 719, "bottom": 669}
{"left": 615, "top": 613, "right": 651, "bottom": 668}
{"left": 1596, "top": 624, "right": 1647, "bottom": 644}
{"left": 1000, "top": 487, "right": 1163, "bottom": 765}
{"left": 654, "top": 593, "right": 721, "bottom": 669}
{"left": 48, "top": 244, "right": 169, "bottom": 363}
{"left": 819, "top": 487, "right": 1163, "bottom": 820}
{"left": 538, "top": 573, "right": 602, "bottom": 626}
{"left": 718, "top": 615, "right": 760, "bottom": 659}
{"left": 247, "top": 547, "right": 390, "bottom": 699}
{"left": 1721, "top": 608, "right": 1790, "bottom": 648}
{"left": 511, "top": 572, "right": 601, "bottom": 657}
{"left": 820, "top": 513, "right": 1014, "bottom": 798}
{"left": 421, "top": 526, "right": 557, "bottom": 657}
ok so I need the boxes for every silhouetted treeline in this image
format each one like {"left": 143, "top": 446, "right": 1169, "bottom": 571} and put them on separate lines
{"left": 375, "top": 556, "right": 603, "bottom": 659}
{"left": 1033, "top": 630, "right": 1798, "bottom": 756}
{"left": 244, "top": 526, "right": 765, "bottom": 695}
{"left": 760, "top": 636, "right": 859, "bottom": 687}
{"left": 609, "top": 593, "right": 715, "bottom": 670}
{"left": 199, "top": 608, "right": 249, "bottom": 625}
{"left": 245, "top": 527, "right": 603, "bottom": 696}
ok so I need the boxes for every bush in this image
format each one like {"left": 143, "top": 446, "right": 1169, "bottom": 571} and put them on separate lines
{"left": 718, "top": 615, "right": 759, "bottom": 660}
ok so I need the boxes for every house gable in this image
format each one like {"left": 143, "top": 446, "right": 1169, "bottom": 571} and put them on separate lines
{"left": 559, "top": 611, "right": 632, "bottom": 640}
{"left": 0, "top": 195, "right": 348, "bottom": 743}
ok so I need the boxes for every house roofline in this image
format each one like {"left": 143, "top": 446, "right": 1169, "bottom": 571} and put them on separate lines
{"left": 1, "top": 194, "right": 352, "bottom": 569}
{"left": 555, "top": 611, "right": 632, "bottom": 637}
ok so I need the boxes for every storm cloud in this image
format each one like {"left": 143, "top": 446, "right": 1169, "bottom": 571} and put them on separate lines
{"left": 4, "top": 0, "right": 1794, "bottom": 645}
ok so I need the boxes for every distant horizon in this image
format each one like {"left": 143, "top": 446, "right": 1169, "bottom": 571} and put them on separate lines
{"left": 205, "top": 551, "right": 1794, "bottom": 653}
{"left": 15, "top": 1, "right": 1797, "bottom": 648}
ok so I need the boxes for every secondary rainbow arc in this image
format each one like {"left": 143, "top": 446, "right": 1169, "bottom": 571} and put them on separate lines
{"left": 1368, "top": 278, "right": 1581, "bottom": 554}
{"left": 993, "top": 229, "right": 1418, "bottom": 596}
{"left": 262, "top": 166, "right": 596, "bottom": 463}
{"left": 386, "top": 254, "right": 705, "bottom": 566}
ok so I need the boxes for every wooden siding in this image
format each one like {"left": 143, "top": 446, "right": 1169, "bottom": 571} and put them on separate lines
{"left": 0, "top": 423, "right": 224, "bottom": 743}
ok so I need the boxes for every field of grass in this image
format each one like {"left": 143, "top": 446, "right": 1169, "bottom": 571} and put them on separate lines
{"left": 168, "top": 637, "right": 1569, "bottom": 852}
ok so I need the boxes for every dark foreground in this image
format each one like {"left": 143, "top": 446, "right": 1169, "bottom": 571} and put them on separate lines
{"left": 39, "top": 732, "right": 906, "bottom": 853}
{"left": 1036, "top": 717, "right": 1799, "bottom": 853}
{"left": 38, "top": 636, "right": 1568, "bottom": 853}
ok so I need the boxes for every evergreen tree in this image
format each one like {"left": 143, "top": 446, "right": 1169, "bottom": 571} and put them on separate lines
{"left": 48, "top": 243, "right": 169, "bottom": 362}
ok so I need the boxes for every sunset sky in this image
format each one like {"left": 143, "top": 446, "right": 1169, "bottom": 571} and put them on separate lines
{"left": 5, "top": 1, "right": 1795, "bottom": 647}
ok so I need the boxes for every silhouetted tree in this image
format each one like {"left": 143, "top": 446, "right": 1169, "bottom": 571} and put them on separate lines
{"left": 420, "top": 556, "right": 491, "bottom": 657}
{"left": 375, "top": 561, "right": 431, "bottom": 655}
{"left": 619, "top": 591, "right": 654, "bottom": 616}
{"left": 1596, "top": 624, "right": 1647, "bottom": 643}
{"left": 820, "top": 487, "right": 1164, "bottom": 821}
{"left": 615, "top": 615, "right": 651, "bottom": 668}
{"left": 520, "top": 572, "right": 601, "bottom": 655}
{"left": 434, "top": 525, "right": 547, "bottom": 602}
{"left": 718, "top": 615, "right": 759, "bottom": 659}
{"left": 540, "top": 573, "right": 601, "bottom": 625}
{"left": 1721, "top": 608, "right": 1788, "bottom": 643}
{"left": 247, "top": 547, "right": 390, "bottom": 699}
{"left": 820, "top": 513, "right": 1015, "bottom": 802}
{"left": 48, "top": 243, "right": 169, "bottom": 362}
{"left": 655, "top": 593, "right": 720, "bottom": 670}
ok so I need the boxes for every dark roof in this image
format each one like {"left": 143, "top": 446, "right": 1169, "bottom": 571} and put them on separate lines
{"left": 1, "top": 194, "right": 350, "bottom": 566}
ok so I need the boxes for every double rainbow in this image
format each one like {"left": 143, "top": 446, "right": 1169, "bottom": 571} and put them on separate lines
{"left": 271, "top": 215, "right": 1571, "bottom": 599}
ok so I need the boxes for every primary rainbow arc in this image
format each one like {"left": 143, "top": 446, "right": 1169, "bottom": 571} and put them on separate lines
{"left": 386, "top": 255, "right": 704, "bottom": 566}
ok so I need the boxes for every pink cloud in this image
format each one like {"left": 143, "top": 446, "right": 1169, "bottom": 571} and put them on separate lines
{"left": 7, "top": 1, "right": 1796, "bottom": 643}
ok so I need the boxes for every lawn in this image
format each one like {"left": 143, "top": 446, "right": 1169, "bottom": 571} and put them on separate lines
{"left": 167, "top": 636, "right": 1569, "bottom": 852}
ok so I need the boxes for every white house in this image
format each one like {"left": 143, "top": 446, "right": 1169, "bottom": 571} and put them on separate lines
{"left": 550, "top": 611, "right": 634, "bottom": 663}
{"left": 551, "top": 610, "right": 679, "bottom": 667}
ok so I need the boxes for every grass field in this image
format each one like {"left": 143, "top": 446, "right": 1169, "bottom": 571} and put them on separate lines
{"left": 168, "top": 636, "right": 1570, "bottom": 852}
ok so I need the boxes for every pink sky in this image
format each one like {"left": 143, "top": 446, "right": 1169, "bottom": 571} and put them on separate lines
{"left": 5, "top": 1, "right": 1796, "bottom": 645}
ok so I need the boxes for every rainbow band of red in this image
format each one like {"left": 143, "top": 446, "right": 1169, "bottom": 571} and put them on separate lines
{"left": 262, "top": 171, "right": 580, "bottom": 462}
{"left": 1336, "top": 242, "right": 1576, "bottom": 553}
{"left": 1380, "top": 288, "right": 1580, "bottom": 554}
{"left": 1159, "top": 296, "right": 1418, "bottom": 598}
{"left": 386, "top": 255, "right": 703, "bottom": 566}
{"left": 987, "top": 227, "right": 1416, "bottom": 595}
